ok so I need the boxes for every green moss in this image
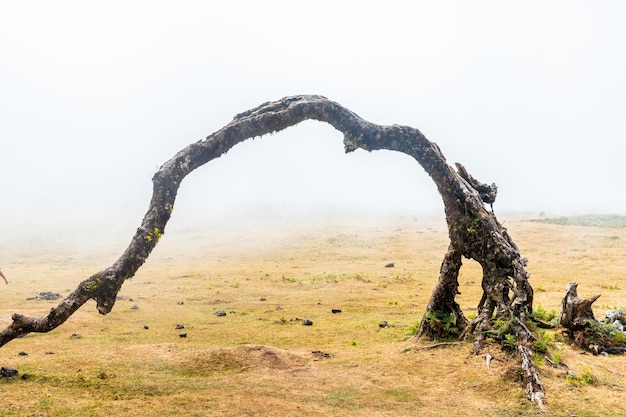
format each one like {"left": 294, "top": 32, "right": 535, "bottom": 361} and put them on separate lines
{"left": 343, "top": 132, "right": 360, "bottom": 153}
{"left": 466, "top": 217, "right": 481, "bottom": 234}
{"left": 146, "top": 227, "right": 163, "bottom": 243}
{"left": 85, "top": 277, "right": 102, "bottom": 294}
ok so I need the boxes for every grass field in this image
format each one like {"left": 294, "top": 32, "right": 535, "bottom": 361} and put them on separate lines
{"left": 1, "top": 211, "right": 625, "bottom": 416}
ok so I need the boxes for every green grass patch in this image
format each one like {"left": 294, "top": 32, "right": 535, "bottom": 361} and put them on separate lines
{"left": 533, "top": 304, "right": 559, "bottom": 326}
{"left": 530, "top": 214, "right": 626, "bottom": 228}
{"left": 381, "top": 388, "right": 414, "bottom": 401}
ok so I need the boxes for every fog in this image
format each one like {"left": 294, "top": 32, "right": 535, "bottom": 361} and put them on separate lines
{"left": 1, "top": 1, "right": 625, "bottom": 250}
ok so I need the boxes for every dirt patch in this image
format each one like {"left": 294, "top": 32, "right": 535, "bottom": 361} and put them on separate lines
{"left": 188, "top": 344, "right": 308, "bottom": 374}
{"left": 120, "top": 343, "right": 182, "bottom": 362}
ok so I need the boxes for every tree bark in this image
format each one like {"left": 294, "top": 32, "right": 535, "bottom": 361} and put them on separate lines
{"left": 0, "top": 95, "right": 543, "bottom": 404}
{"left": 416, "top": 244, "right": 467, "bottom": 339}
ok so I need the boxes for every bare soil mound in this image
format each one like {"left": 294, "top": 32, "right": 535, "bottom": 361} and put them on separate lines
{"left": 189, "top": 344, "right": 308, "bottom": 374}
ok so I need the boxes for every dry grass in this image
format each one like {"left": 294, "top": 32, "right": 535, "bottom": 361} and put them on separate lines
{"left": 1, "top": 212, "right": 625, "bottom": 416}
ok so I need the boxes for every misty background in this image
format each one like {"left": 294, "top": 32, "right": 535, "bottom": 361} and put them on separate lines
{"left": 1, "top": 1, "right": 625, "bottom": 251}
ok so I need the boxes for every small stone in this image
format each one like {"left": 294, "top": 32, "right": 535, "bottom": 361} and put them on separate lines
{"left": 143, "top": 325, "right": 149, "bottom": 330}
{"left": 379, "top": 321, "right": 389, "bottom": 328}
{"left": 384, "top": 263, "right": 395, "bottom": 268}
{"left": 259, "top": 297, "right": 267, "bottom": 301}
{"left": 179, "top": 332, "right": 187, "bottom": 338}
{"left": 70, "top": 333, "right": 81, "bottom": 339}
{"left": 276, "top": 306, "right": 283, "bottom": 310}
{"left": 17, "top": 351, "right": 28, "bottom": 356}
{"left": 177, "top": 301, "right": 184, "bottom": 305}
{"left": 216, "top": 310, "right": 227, "bottom": 317}
{"left": 0, "top": 366, "right": 18, "bottom": 378}
{"left": 130, "top": 304, "right": 139, "bottom": 310}
{"left": 128, "top": 298, "right": 134, "bottom": 302}
{"left": 45, "top": 351, "right": 55, "bottom": 355}
{"left": 331, "top": 309, "right": 342, "bottom": 314}
{"left": 175, "top": 324, "right": 185, "bottom": 329}
{"left": 303, "top": 319, "right": 313, "bottom": 326}
{"left": 21, "top": 373, "right": 31, "bottom": 380}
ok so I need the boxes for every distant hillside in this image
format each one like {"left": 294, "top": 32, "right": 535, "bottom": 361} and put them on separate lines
{"left": 529, "top": 214, "right": 626, "bottom": 228}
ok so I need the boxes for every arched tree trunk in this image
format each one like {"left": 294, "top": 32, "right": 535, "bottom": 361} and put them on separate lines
{"left": 0, "top": 95, "right": 543, "bottom": 406}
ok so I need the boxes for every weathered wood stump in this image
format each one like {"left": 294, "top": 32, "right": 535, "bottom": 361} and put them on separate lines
{"left": 560, "top": 282, "right": 600, "bottom": 347}
{"left": 560, "top": 282, "right": 626, "bottom": 354}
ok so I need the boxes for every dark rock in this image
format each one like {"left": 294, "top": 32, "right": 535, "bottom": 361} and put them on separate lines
{"left": 21, "top": 373, "right": 31, "bottom": 380}
{"left": 259, "top": 297, "right": 267, "bottom": 301}
{"left": 70, "top": 333, "right": 81, "bottom": 339}
{"left": 44, "top": 351, "right": 54, "bottom": 355}
{"left": 177, "top": 301, "right": 184, "bottom": 305}
{"left": 331, "top": 309, "right": 342, "bottom": 314}
{"left": 379, "top": 321, "right": 389, "bottom": 328}
{"left": 179, "top": 332, "right": 187, "bottom": 338}
{"left": 311, "top": 350, "right": 331, "bottom": 359}
{"left": 143, "top": 325, "right": 149, "bottom": 330}
{"left": 17, "top": 351, "right": 27, "bottom": 356}
{"left": 175, "top": 324, "right": 185, "bottom": 329}
{"left": 129, "top": 298, "right": 134, "bottom": 302}
{"left": 384, "top": 263, "right": 395, "bottom": 268}
{"left": 0, "top": 366, "right": 18, "bottom": 378}
{"left": 606, "top": 309, "right": 626, "bottom": 327}
{"left": 26, "top": 291, "right": 61, "bottom": 301}
{"left": 303, "top": 319, "right": 313, "bottom": 326}
{"left": 216, "top": 310, "right": 227, "bottom": 317}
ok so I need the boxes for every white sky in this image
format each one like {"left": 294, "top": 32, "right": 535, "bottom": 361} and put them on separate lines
{"left": 1, "top": 1, "right": 625, "bottom": 242}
